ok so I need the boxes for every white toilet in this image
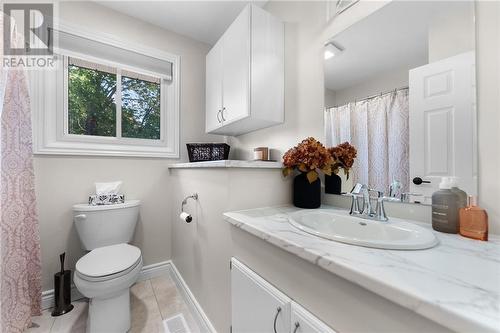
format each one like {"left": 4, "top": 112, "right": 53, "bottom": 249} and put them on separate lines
{"left": 72, "top": 200, "right": 142, "bottom": 333}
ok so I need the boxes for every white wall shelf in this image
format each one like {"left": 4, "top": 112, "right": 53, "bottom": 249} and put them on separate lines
{"left": 167, "top": 160, "right": 282, "bottom": 169}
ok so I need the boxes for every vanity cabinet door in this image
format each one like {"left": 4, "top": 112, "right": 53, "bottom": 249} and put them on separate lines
{"left": 291, "top": 302, "right": 337, "bottom": 333}
{"left": 221, "top": 5, "right": 251, "bottom": 126}
{"left": 231, "top": 258, "right": 291, "bottom": 333}
{"left": 205, "top": 40, "right": 223, "bottom": 133}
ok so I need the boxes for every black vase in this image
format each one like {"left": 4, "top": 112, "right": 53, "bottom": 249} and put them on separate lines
{"left": 325, "top": 174, "right": 342, "bottom": 194}
{"left": 293, "top": 173, "right": 321, "bottom": 209}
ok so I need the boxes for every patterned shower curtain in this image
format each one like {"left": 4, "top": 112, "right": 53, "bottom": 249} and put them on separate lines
{"left": 325, "top": 89, "right": 410, "bottom": 194}
{"left": 0, "top": 14, "right": 42, "bottom": 333}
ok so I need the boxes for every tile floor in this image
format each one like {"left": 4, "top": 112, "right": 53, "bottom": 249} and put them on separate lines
{"left": 28, "top": 274, "right": 205, "bottom": 333}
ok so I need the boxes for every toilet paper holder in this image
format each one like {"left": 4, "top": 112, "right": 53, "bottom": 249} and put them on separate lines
{"left": 180, "top": 193, "right": 198, "bottom": 223}
{"left": 181, "top": 193, "right": 198, "bottom": 211}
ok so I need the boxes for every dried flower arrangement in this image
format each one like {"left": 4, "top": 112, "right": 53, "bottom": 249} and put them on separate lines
{"left": 282, "top": 137, "right": 334, "bottom": 183}
{"left": 328, "top": 142, "right": 357, "bottom": 179}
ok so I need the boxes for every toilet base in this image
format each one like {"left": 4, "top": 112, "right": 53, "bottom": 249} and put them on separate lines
{"left": 87, "top": 290, "right": 130, "bottom": 333}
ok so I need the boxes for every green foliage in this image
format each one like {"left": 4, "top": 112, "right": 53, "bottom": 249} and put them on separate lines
{"left": 68, "top": 65, "right": 116, "bottom": 137}
{"left": 68, "top": 65, "right": 161, "bottom": 140}
{"left": 121, "top": 76, "right": 160, "bottom": 140}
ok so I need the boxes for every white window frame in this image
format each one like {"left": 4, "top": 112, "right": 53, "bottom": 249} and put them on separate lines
{"left": 30, "top": 23, "right": 180, "bottom": 158}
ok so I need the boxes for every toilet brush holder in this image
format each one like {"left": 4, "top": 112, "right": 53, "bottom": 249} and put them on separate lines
{"left": 51, "top": 253, "right": 74, "bottom": 316}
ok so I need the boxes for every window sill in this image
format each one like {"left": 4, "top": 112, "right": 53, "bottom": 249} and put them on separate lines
{"left": 34, "top": 141, "right": 179, "bottom": 158}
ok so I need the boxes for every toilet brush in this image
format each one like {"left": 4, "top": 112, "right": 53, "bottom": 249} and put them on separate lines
{"left": 51, "top": 252, "right": 74, "bottom": 316}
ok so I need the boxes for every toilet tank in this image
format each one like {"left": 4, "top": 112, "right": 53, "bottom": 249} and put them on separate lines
{"left": 73, "top": 200, "right": 140, "bottom": 250}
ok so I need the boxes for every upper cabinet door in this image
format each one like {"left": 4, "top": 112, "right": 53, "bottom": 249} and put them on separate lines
{"left": 205, "top": 4, "right": 283, "bottom": 135}
{"left": 206, "top": 40, "right": 223, "bottom": 133}
{"left": 291, "top": 302, "right": 337, "bottom": 333}
{"left": 231, "top": 258, "right": 290, "bottom": 333}
{"left": 221, "top": 6, "right": 251, "bottom": 125}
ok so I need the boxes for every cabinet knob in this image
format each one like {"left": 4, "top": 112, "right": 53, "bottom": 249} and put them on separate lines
{"left": 217, "top": 110, "right": 222, "bottom": 123}
{"left": 293, "top": 322, "right": 300, "bottom": 333}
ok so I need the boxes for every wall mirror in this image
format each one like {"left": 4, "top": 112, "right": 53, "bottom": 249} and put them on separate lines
{"left": 323, "top": 1, "right": 477, "bottom": 205}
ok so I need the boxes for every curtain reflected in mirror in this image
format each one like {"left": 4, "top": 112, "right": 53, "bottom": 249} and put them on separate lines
{"left": 325, "top": 88, "right": 409, "bottom": 197}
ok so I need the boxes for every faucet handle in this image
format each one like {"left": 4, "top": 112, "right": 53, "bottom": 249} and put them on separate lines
{"left": 389, "top": 179, "right": 402, "bottom": 197}
{"left": 369, "top": 188, "right": 384, "bottom": 198}
{"left": 346, "top": 192, "right": 363, "bottom": 215}
{"left": 350, "top": 183, "right": 364, "bottom": 195}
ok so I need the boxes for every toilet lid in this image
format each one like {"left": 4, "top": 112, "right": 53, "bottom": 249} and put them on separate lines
{"left": 76, "top": 244, "right": 141, "bottom": 278}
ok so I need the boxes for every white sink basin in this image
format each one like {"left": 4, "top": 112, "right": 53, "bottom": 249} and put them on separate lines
{"left": 288, "top": 209, "right": 438, "bottom": 250}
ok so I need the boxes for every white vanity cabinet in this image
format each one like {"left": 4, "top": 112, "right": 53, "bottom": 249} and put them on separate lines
{"left": 291, "top": 302, "right": 336, "bottom": 333}
{"left": 231, "top": 258, "right": 335, "bottom": 333}
{"left": 205, "top": 4, "right": 284, "bottom": 136}
{"left": 231, "top": 258, "right": 291, "bottom": 333}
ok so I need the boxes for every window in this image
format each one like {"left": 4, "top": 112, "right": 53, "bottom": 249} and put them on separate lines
{"left": 66, "top": 57, "right": 162, "bottom": 140}
{"left": 31, "top": 25, "right": 180, "bottom": 158}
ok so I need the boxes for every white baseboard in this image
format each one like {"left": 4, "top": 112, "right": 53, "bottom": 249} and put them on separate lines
{"left": 40, "top": 260, "right": 216, "bottom": 333}
{"left": 137, "top": 260, "right": 172, "bottom": 281}
{"left": 168, "top": 261, "right": 217, "bottom": 333}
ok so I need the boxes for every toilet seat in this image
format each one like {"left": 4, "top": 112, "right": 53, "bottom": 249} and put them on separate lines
{"left": 76, "top": 243, "right": 142, "bottom": 282}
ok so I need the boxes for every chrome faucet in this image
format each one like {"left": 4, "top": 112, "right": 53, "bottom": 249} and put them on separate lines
{"left": 348, "top": 183, "right": 398, "bottom": 222}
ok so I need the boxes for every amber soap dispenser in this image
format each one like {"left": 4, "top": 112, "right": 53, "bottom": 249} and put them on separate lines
{"left": 459, "top": 196, "right": 488, "bottom": 241}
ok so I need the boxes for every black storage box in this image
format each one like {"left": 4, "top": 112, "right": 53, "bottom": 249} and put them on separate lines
{"left": 186, "top": 143, "right": 230, "bottom": 162}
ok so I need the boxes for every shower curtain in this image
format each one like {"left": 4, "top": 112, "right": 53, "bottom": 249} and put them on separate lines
{"left": 325, "top": 89, "right": 410, "bottom": 193}
{"left": 0, "top": 14, "right": 42, "bottom": 333}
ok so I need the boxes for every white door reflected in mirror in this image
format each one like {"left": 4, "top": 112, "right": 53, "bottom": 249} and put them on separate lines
{"left": 409, "top": 51, "right": 476, "bottom": 204}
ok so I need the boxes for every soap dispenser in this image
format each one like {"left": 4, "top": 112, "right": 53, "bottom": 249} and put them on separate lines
{"left": 431, "top": 177, "right": 460, "bottom": 233}
{"left": 448, "top": 177, "right": 467, "bottom": 208}
{"left": 459, "top": 196, "right": 488, "bottom": 241}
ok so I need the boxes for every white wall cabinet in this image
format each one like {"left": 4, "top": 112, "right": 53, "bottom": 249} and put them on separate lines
{"left": 205, "top": 4, "right": 284, "bottom": 136}
{"left": 231, "top": 258, "right": 336, "bottom": 333}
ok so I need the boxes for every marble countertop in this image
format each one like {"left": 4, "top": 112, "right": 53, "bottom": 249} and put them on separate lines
{"left": 167, "top": 160, "right": 282, "bottom": 169}
{"left": 224, "top": 205, "right": 500, "bottom": 333}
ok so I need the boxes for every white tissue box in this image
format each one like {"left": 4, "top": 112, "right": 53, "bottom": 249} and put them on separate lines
{"left": 88, "top": 194, "right": 125, "bottom": 206}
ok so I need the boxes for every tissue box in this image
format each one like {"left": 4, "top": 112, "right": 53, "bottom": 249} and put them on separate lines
{"left": 88, "top": 194, "right": 125, "bottom": 206}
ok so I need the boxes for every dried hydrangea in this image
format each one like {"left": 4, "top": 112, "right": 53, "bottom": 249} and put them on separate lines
{"left": 328, "top": 142, "right": 357, "bottom": 179}
{"left": 282, "top": 137, "right": 334, "bottom": 183}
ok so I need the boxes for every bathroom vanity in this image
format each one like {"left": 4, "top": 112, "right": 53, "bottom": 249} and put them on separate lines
{"left": 226, "top": 205, "right": 500, "bottom": 333}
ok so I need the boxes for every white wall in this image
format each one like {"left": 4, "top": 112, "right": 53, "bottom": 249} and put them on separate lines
{"left": 170, "top": 168, "right": 291, "bottom": 331}
{"left": 333, "top": 66, "right": 409, "bottom": 106}
{"left": 428, "top": 1, "right": 475, "bottom": 63}
{"left": 476, "top": 1, "right": 500, "bottom": 235}
{"left": 324, "top": 88, "right": 336, "bottom": 108}
{"left": 35, "top": 1, "right": 218, "bottom": 291}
